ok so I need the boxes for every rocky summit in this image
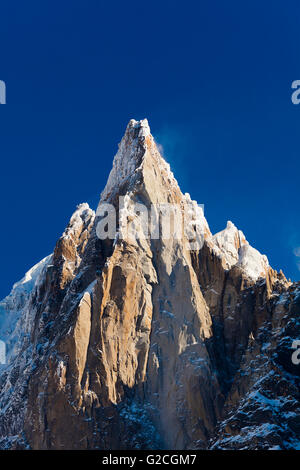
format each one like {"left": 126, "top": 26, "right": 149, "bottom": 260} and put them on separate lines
{"left": 0, "top": 119, "right": 299, "bottom": 450}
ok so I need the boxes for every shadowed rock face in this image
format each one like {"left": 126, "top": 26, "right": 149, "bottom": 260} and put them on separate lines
{"left": 0, "top": 119, "right": 299, "bottom": 450}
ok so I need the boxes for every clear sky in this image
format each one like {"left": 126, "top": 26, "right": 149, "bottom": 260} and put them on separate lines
{"left": 0, "top": 0, "right": 300, "bottom": 299}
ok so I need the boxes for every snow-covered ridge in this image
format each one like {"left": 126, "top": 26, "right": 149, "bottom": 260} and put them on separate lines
{"left": 213, "top": 220, "right": 247, "bottom": 268}
{"left": 210, "top": 220, "right": 269, "bottom": 280}
{"left": 237, "top": 244, "right": 269, "bottom": 281}
{"left": 0, "top": 255, "right": 52, "bottom": 369}
{"left": 0, "top": 255, "right": 51, "bottom": 314}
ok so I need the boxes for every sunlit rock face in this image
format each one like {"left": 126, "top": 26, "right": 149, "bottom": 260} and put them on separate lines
{"left": 0, "top": 119, "right": 298, "bottom": 450}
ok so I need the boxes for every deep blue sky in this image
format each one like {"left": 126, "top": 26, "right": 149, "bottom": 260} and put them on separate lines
{"left": 1, "top": 0, "right": 300, "bottom": 298}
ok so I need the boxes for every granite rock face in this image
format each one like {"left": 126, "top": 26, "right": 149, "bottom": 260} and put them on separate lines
{"left": 0, "top": 119, "right": 299, "bottom": 450}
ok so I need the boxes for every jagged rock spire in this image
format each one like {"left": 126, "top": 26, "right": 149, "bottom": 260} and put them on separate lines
{"left": 0, "top": 118, "right": 296, "bottom": 451}
{"left": 101, "top": 119, "right": 153, "bottom": 201}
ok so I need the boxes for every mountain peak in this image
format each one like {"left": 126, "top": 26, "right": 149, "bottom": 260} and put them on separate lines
{"left": 101, "top": 118, "right": 161, "bottom": 201}
{"left": 0, "top": 119, "right": 297, "bottom": 451}
{"left": 126, "top": 118, "right": 151, "bottom": 139}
